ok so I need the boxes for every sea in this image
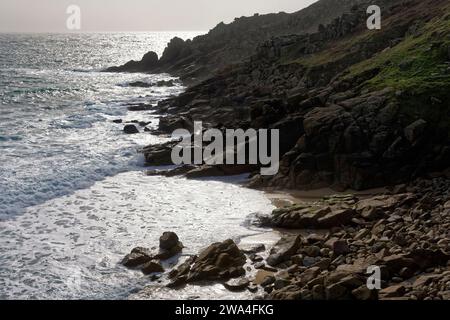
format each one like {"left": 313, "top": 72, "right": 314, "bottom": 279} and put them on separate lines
{"left": 0, "top": 32, "right": 275, "bottom": 299}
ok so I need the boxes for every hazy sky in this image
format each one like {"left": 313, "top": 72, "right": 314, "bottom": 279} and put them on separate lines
{"left": 0, "top": 0, "right": 317, "bottom": 32}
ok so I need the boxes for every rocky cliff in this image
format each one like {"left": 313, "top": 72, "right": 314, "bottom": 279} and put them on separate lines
{"left": 106, "top": 0, "right": 366, "bottom": 83}
{"left": 148, "top": 0, "right": 450, "bottom": 191}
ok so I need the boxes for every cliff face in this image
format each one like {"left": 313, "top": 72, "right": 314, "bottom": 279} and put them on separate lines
{"left": 152, "top": 0, "right": 450, "bottom": 191}
{"left": 106, "top": 0, "right": 366, "bottom": 82}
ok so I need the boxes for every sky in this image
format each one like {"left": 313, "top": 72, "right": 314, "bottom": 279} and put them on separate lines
{"left": 0, "top": 0, "right": 317, "bottom": 32}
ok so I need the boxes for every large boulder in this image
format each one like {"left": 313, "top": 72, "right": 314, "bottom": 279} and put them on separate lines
{"left": 160, "top": 232, "right": 180, "bottom": 250}
{"left": 168, "top": 239, "right": 247, "bottom": 286}
{"left": 266, "top": 235, "right": 303, "bottom": 267}
{"left": 141, "top": 261, "right": 164, "bottom": 275}
{"left": 122, "top": 232, "right": 183, "bottom": 272}
{"left": 187, "top": 239, "right": 247, "bottom": 282}
{"left": 121, "top": 251, "right": 152, "bottom": 268}
{"left": 124, "top": 124, "right": 139, "bottom": 134}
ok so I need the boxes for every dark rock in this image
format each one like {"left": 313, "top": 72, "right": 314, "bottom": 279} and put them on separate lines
{"left": 183, "top": 239, "right": 246, "bottom": 282}
{"left": 160, "top": 232, "right": 180, "bottom": 250}
{"left": 223, "top": 278, "right": 250, "bottom": 292}
{"left": 325, "top": 283, "right": 349, "bottom": 300}
{"left": 142, "top": 140, "right": 178, "bottom": 165}
{"left": 317, "top": 208, "right": 355, "bottom": 228}
{"left": 141, "top": 51, "right": 159, "bottom": 70}
{"left": 266, "top": 235, "right": 303, "bottom": 266}
{"left": 106, "top": 51, "right": 158, "bottom": 73}
{"left": 155, "top": 241, "right": 184, "bottom": 260}
{"left": 352, "top": 285, "right": 377, "bottom": 300}
{"left": 129, "top": 81, "right": 153, "bottom": 88}
{"left": 325, "top": 238, "right": 350, "bottom": 255}
{"left": 122, "top": 251, "right": 152, "bottom": 268}
{"left": 404, "top": 119, "right": 427, "bottom": 143}
{"left": 141, "top": 261, "right": 164, "bottom": 275}
{"left": 261, "top": 276, "right": 276, "bottom": 287}
{"left": 241, "top": 244, "right": 266, "bottom": 254}
{"left": 379, "top": 285, "right": 406, "bottom": 298}
{"left": 156, "top": 80, "right": 176, "bottom": 87}
{"left": 123, "top": 124, "right": 139, "bottom": 134}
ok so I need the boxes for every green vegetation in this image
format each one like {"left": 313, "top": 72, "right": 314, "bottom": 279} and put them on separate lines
{"left": 348, "top": 13, "right": 450, "bottom": 92}
{"left": 299, "top": 8, "right": 450, "bottom": 132}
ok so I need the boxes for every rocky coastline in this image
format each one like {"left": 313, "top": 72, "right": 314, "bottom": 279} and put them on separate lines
{"left": 107, "top": 0, "right": 450, "bottom": 300}
{"left": 121, "top": 174, "right": 449, "bottom": 300}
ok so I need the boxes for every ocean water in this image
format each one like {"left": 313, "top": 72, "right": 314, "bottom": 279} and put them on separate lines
{"left": 0, "top": 33, "right": 275, "bottom": 299}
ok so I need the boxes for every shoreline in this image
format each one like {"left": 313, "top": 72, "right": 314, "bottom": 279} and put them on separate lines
{"left": 124, "top": 174, "right": 391, "bottom": 300}
{"left": 124, "top": 165, "right": 450, "bottom": 300}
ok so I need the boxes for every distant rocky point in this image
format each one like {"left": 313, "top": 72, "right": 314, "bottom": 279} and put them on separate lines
{"left": 105, "top": 0, "right": 367, "bottom": 83}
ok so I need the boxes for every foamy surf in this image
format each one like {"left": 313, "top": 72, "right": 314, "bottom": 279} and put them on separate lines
{"left": 0, "top": 171, "right": 274, "bottom": 299}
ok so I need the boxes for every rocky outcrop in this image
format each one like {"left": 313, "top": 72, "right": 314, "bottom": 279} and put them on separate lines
{"left": 121, "top": 232, "right": 183, "bottom": 275}
{"left": 104, "top": 0, "right": 367, "bottom": 82}
{"left": 124, "top": 176, "right": 450, "bottom": 300}
{"left": 123, "top": 124, "right": 139, "bottom": 134}
{"left": 253, "top": 176, "right": 450, "bottom": 300}
{"left": 142, "top": 0, "right": 449, "bottom": 191}
{"left": 167, "top": 239, "right": 247, "bottom": 287}
{"left": 106, "top": 51, "right": 159, "bottom": 73}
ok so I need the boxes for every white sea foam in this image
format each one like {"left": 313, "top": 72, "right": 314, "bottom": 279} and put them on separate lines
{"left": 0, "top": 171, "right": 274, "bottom": 299}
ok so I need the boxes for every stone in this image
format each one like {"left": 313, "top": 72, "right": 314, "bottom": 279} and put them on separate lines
{"left": 352, "top": 285, "right": 377, "bottom": 300}
{"left": 261, "top": 276, "right": 276, "bottom": 287}
{"left": 266, "top": 235, "right": 303, "bottom": 266}
{"left": 444, "top": 201, "right": 450, "bottom": 209}
{"left": 253, "top": 270, "right": 276, "bottom": 285}
{"left": 298, "top": 267, "right": 321, "bottom": 286}
{"left": 140, "top": 51, "right": 159, "bottom": 69}
{"left": 223, "top": 278, "right": 250, "bottom": 292}
{"left": 379, "top": 285, "right": 406, "bottom": 298}
{"left": 141, "top": 261, "right": 164, "bottom": 275}
{"left": 155, "top": 241, "right": 184, "bottom": 260}
{"left": 241, "top": 244, "right": 266, "bottom": 254}
{"left": 128, "top": 81, "right": 152, "bottom": 88}
{"left": 303, "top": 256, "right": 319, "bottom": 267}
{"left": 167, "top": 275, "right": 188, "bottom": 288}
{"left": 325, "top": 283, "right": 348, "bottom": 300}
{"left": 383, "top": 254, "right": 416, "bottom": 272}
{"left": 317, "top": 208, "right": 355, "bottom": 228}
{"left": 303, "top": 245, "right": 321, "bottom": 257}
{"left": 274, "top": 279, "right": 291, "bottom": 290}
{"left": 122, "top": 251, "right": 152, "bottom": 268}
{"left": 404, "top": 119, "right": 427, "bottom": 143}
{"left": 312, "top": 284, "right": 325, "bottom": 300}
{"left": 291, "top": 255, "right": 304, "bottom": 266}
{"left": 159, "top": 232, "right": 179, "bottom": 250}
{"left": 123, "top": 124, "right": 139, "bottom": 134}
{"left": 186, "top": 239, "right": 246, "bottom": 282}
{"left": 325, "top": 238, "right": 350, "bottom": 255}
{"left": 413, "top": 274, "right": 439, "bottom": 288}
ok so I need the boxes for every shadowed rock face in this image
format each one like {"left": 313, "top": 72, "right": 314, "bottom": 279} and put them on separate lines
{"left": 141, "top": 0, "right": 450, "bottom": 191}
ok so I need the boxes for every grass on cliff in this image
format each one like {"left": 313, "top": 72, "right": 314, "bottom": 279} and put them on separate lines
{"left": 347, "top": 12, "right": 450, "bottom": 93}
{"left": 286, "top": 5, "right": 450, "bottom": 133}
